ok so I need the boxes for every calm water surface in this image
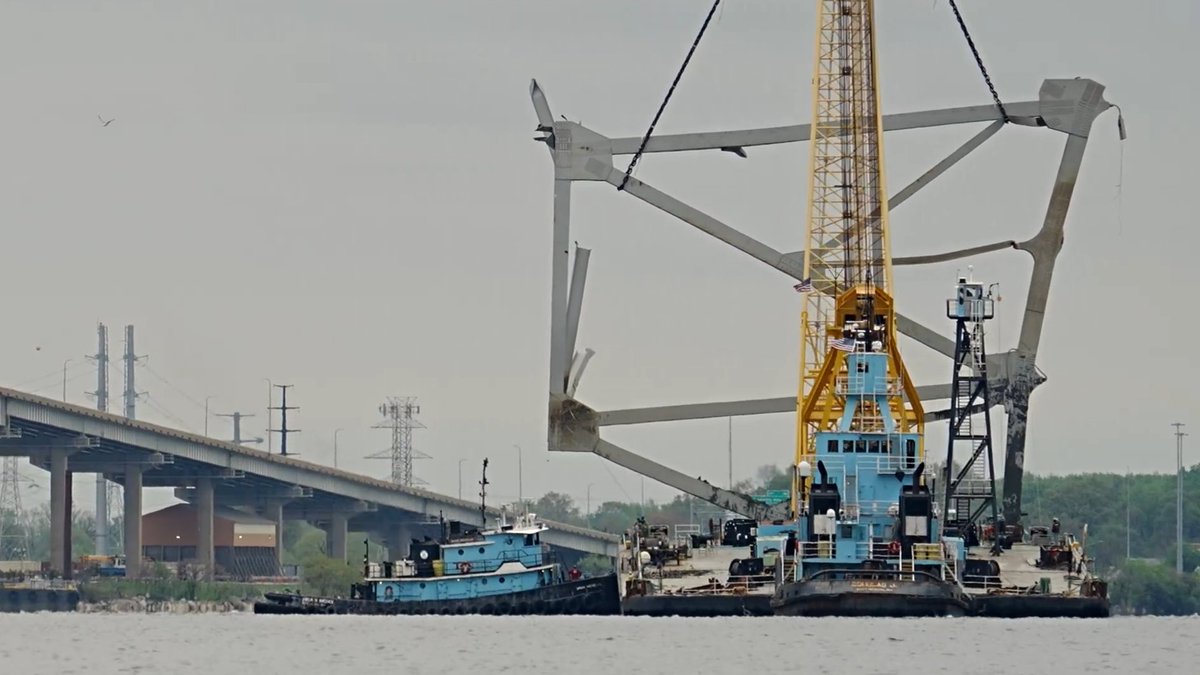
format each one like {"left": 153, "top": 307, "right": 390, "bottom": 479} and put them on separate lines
{"left": 1, "top": 613, "right": 1196, "bottom": 674}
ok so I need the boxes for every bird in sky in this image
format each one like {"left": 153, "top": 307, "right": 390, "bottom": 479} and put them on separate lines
{"left": 97, "top": 115, "right": 115, "bottom": 127}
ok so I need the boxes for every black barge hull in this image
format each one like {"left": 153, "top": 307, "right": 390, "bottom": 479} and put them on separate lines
{"left": 254, "top": 574, "right": 621, "bottom": 616}
{"left": 772, "top": 572, "right": 970, "bottom": 618}
{"left": 622, "top": 593, "right": 773, "bottom": 617}
{"left": 973, "top": 593, "right": 1110, "bottom": 618}
{"left": 0, "top": 587, "right": 80, "bottom": 613}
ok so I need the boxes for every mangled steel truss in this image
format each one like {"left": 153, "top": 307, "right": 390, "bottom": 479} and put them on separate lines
{"left": 532, "top": 77, "right": 1120, "bottom": 523}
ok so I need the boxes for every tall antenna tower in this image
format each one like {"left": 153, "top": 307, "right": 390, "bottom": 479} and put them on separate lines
{"left": 122, "top": 325, "right": 146, "bottom": 420}
{"left": 367, "top": 396, "right": 427, "bottom": 486}
{"left": 87, "top": 323, "right": 113, "bottom": 555}
{"left": 216, "top": 411, "right": 263, "bottom": 446}
{"left": 268, "top": 385, "right": 300, "bottom": 456}
{"left": 0, "top": 458, "right": 31, "bottom": 560}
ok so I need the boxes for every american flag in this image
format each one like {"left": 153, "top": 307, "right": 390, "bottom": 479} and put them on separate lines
{"left": 830, "top": 337, "right": 856, "bottom": 352}
{"left": 793, "top": 277, "right": 814, "bottom": 293}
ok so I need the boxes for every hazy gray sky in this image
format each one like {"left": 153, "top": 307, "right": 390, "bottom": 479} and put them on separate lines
{"left": 2, "top": 1, "right": 1195, "bottom": 515}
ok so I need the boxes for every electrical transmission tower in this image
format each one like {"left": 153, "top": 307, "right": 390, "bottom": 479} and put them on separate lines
{"left": 367, "top": 397, "right": 427, "bottom": 487}
{"left": 0, "top": 457, "right": 32, "bottom": 560}
{"left": 87, "top": 323, "right": 114, "bottom": 555}
{"left": 122, "top": 324, "right": 146, "bottom": 420}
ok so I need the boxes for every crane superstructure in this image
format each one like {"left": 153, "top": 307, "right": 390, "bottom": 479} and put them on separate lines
{"left": 793, "top": 0, "right": 924, "bottom": 515}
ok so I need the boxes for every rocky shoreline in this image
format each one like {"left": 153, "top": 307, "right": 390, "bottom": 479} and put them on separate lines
{"left": 79, "top": 597, "right": 255, "bottom": 613}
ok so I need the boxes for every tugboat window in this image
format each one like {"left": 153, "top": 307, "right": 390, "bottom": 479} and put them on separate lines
{"left": 843, "top": 440, "right": 854, "bottom": 453}
{"left": 481, "top": 578, "right": 487, "bottom": 585}
{"left": 499, "top": 577, "right": 505, "bottom": 584}
{"left": 827, "top": 440, "right": 838, "bottom": 453}
{"left": 525, "top": 535, "right": 534, "bottom": 546}
{"left": 505, "top": 538, "right": 512, "bottom": 545}
{"left": 419, "top": 583, "right": 426, "bottom": 589}
{"left": 478, "top": 547, "right": 485, "bottom": 554}
{"left": 457, "top": 549, "right": 464, "bottom": 556}
{"left": 855, "top": 440, "right": 867, "bottom": 453}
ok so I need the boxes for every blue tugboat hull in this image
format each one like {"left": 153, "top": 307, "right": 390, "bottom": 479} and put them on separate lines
{"left": 253, "top": 573, "right": 621, "bottom": 616}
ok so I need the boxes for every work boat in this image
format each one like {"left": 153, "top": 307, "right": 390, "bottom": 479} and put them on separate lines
{"left": 771, "top": 334, "right": 970, "bottom": 617}
{"left": 255, "top": 511, "right": 621, "bottom": 616}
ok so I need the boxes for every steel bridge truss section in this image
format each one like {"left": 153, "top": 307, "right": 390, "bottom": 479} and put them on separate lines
{"left": 533, "top": 78, "right": 1119, "bottom": 521}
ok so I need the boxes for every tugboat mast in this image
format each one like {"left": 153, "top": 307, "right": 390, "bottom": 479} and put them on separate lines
{"left": 479, "top": 458, "right": 490, "bottom": 528}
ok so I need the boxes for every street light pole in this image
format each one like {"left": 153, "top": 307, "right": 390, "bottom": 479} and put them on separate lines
{"left": 1173, "top": 422, "right": 1187, "bottom": 574}
{"left": 586, "top": 483, "right": 593, "bottom": 529}
{"left": 204, "top": 396, "right": 214, "bottom": 436}
{"left": 513, "top": 444, "right": 523, "bottom": 513}
{"left": 458, "top": 459, "right": 467, "bottom": 500}
{"left": 263, "top": 378, "right": 273, "bottom": 453}
{"left": 62, "top": 358, "right": 73, "bottom": 402}
{"left": 334, "top": 428, "right": 344, "bottom": 469}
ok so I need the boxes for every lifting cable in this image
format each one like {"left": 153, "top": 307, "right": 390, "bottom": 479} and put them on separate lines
{"left": 946, "top": 0, "right": 1009, "bottom": 123}
{"left": 618, "top": 0, "right": 722, "bottom": 192}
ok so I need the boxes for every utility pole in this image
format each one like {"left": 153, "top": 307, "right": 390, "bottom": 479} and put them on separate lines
{"left": 216, "top": 412, "right": 261, "bottom": 446}
{"left": 368, "top": 397, "right": 427, "bottom": 486}
{"left": 87, "top": 323, "right": 111, "bottom": 555}
{"left": 269, "top": 385, "right": 300, "bottom": 456}
{"left": 1173, "top": 422, "right": 1186, "bottom": 574}
{"left": 1125, "top": 466, "right": 1131, "bottom": 560}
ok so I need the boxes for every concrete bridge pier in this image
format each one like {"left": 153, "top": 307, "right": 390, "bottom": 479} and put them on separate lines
{"left": 196, "top": 477, "right": 215, "bottom": 578}
{"left": 388, "top": 523, "right": 414, "bottom": 560}
{"left": 326, "top": 513, "right": 348, "bottom": 562}
{"left": 48, "top": 449, "right": 73, "bottom": 578}
{"left": 263, "top": 500, "right": 285, "bottom": 573}
{"left": 124, "top": 465, "right": 143, "bottom": 577}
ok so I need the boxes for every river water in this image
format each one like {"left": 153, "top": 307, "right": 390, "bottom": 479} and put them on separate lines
{"left": 0, "top": 614, "right": 1195, "bottom": 674}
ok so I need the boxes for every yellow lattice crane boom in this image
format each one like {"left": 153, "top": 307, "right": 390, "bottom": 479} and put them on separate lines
{"left": 793, "top": 0, "right": 925, "bottom": 515}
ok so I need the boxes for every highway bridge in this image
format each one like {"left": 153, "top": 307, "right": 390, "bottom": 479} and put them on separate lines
{"left": 0, "top": 386, "right": 618, "bottom": 578}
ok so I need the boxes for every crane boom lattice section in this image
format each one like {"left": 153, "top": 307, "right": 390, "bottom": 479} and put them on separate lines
{"left": 796, "top": 0, "right": 922, "bottom": 508}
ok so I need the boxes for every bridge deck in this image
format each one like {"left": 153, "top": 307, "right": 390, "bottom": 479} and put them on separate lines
{"left": 0, "top": 386, "right": 617, "bottom": 556}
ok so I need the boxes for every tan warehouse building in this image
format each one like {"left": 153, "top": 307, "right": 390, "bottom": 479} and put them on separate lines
{"left": 141, "top": 503, "right": 280, "bottom": 578}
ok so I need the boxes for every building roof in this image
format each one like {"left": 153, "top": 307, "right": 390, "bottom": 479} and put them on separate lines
{"left": 144, "top": 502, "right": 273, "bottom": 525}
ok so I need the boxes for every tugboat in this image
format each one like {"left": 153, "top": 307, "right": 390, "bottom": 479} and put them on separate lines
{"left": 771, "top": 287, "right": 970, "bottom": 617}
{"left": 771, "top": 459, "right": 970, "bottom": 617}
{"left": 254, "top": 460, "right": 621, "bottom": 616}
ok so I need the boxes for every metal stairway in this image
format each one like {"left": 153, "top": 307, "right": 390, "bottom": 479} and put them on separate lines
{"left": 943, "top": 276, "right": 1000, "bottom": 540}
